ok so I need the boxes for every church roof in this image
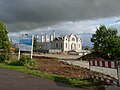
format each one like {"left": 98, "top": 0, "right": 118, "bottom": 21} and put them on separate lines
{"left": 53, "top": 33, "right": 81, "bottom": 42}
{"left": 54, "top": 37, "right": 64, "bottom": 41}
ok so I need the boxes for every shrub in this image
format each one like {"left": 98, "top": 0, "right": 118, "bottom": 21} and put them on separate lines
{"left": 9, "top": 60, "right": 23, "bottom": 66}
{"left": 20, "top": 55, "right": 33, "bottom": 66}
{"left": 0, "top": 54, "right": 9, "bottom": 62}
{"left": 9, "top": 55, "right": 37, "bottom": 68}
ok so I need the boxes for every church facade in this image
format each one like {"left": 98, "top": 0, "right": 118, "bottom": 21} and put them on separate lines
{"left": 39, "top": 30, "right": 82, "bottom": 52}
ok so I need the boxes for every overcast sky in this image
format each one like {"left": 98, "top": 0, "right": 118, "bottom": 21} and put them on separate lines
{"left": 1, "top": 0, "right": 120, "bottom": 46}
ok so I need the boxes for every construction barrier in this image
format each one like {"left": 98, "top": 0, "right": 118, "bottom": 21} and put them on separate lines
{"left": 89, "top": 60, "right": 120, "bottom": 86}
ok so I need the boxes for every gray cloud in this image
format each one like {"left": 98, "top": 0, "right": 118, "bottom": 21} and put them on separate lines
{"left": 0, "top": 0, "right": 120, "bottom": 31}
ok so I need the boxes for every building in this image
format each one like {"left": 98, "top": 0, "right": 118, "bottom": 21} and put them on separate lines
{"left": 39, "top": 30, "right": 82, "bottom": 53}
{"left": 13, "top": 43, "right": 19, "bottom": 49}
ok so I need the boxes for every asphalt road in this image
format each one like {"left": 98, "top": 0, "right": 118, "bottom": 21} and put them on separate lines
{"left": 0, "top": 68, "right": 85, "bottom": 90}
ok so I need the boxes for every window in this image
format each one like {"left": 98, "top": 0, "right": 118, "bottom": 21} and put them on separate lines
{"left": 72, "top": 38, "right": 75, "bottom": 41}
{"left": 66, "top": 43, "right": 67, "bottom": 48}
{"left": 61, "top": 43, "right": 62, "bottom": 48}
{"left": 79, "top": 44, "right": 81, "bottom": 48}
{"left": 56, "top": 43, "right": 58, "bottom": 48}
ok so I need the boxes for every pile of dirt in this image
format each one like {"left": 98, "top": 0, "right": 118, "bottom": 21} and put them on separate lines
{"left": 33, "top": 56, "right": 57, "bottom": 59}
{"left": 59, "top": 51, "right": 68, "bottom": 55}
{"left": 77, "top": 51, "right": 105, "bottom": 61}
{"left": 33, "top": 56, "right": 117, "bottom": 81}
{"left": 33, "top": 56, "right": 90, "bottom": 79}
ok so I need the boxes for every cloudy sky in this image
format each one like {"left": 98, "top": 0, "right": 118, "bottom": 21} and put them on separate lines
{"left": 1, "top": 0, "right": 120, "bottom": 46}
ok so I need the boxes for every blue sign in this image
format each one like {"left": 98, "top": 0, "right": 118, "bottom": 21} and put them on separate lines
{"left": 19, "top": 39, "right": 32, "bottom": 45}
{"left": 19, "top": 35, "right": 34, "bottom": 51}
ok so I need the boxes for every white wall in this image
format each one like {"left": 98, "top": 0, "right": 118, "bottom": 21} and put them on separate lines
{"left": 68, "top": 34, "right": 76, "bottom": 51}
{"left": 90, "top": 66, "right": 118, "bottom": 79}
{"left": 76, "top": 38, "right": 82, "bottom": 52}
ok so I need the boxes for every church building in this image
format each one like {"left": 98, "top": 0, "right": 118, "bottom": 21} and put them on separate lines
{"left": 39, "top": 30, "right": 82, "bottom": 52}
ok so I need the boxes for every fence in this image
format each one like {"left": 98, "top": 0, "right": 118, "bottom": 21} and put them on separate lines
{"left": 89, "top": 60, "right": 120, "bottom": 85}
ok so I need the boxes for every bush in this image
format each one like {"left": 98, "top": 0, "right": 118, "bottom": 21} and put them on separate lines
{"left": 9, "top": 60, "right": 23, "bottom": 66}
{"left": 0, "top": 54, "right": 9, "bottom": 62}
{"left": 9, "top": 55, "right": 37, "bottom": 67}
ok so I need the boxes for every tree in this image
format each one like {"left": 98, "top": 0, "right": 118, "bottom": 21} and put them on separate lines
{"left": 33, "top": 35, "right": 39, "bottom": 51}
{"left": 91, "top": 25, "right": 120, "bottom": 60}
{"left": 0, "top": 22, "right": 10, "bottom": 53}
{"left": 9, "top": 38, "right": 13, "bottom": 48}
{"left": 82, "top": 46, "right": 91, "bottom": 50}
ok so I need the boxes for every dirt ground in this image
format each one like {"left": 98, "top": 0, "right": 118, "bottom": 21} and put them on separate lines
{"left": 33, "top": 56, "right": 117, "bottom": 82}
{"left": 33, "top": 56, "right": 90, "bottom": 79}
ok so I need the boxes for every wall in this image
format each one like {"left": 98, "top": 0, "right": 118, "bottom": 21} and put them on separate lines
{"left": 89, "top": 60, "right": 119, "bottom": 79}
{"left": 63, "top": 36, "right": 69, "bottom": 51}
{"left": 90, "top": 66, "right": 118, "bottom": 79}
{"left": 53, "top": 40, "right": 63, "bottom": 50}
{"left": 49, "top": 49, "right": 61, "bottom": 53}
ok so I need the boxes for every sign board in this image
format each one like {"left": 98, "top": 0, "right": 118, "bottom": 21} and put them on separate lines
{"left": 18, "top": 34, "right": 34, "bottom": 59}
{"left": 19, "top": 35, "right": 33, "bottom": 51}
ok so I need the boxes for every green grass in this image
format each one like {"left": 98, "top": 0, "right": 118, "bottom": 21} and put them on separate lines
{"left": 0, "top": 62, "right": 104, "bottom": 89}
{"left": 0, "top": 62, "right": 42, "bottom": 77}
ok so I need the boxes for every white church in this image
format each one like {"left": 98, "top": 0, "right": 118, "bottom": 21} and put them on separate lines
{"left": 39, "top": 30, "right": 82, "bottom": 53}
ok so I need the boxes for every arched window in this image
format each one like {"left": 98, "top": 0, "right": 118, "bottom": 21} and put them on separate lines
{"left": 72, "top": 38, "right": 75, "bottom": 41}
{"left": 71, "top": 43, "right": 76, "bottom": 50}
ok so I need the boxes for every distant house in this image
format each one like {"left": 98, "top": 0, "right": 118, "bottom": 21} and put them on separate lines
{"left": 39, "top": 30, "right": 82, "bottom": 53}
{"left": 13, "top": 43, "right": 19, "bottom": 49}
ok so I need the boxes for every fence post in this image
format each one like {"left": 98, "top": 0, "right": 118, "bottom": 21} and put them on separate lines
{"left": 18, "top": 50, "right": 20, "bottom": 60}
{"left": 89, "top": 60, "right": 92, "bottom": 78}
{"left": 117, "top": 61, "right": 120, "bottom": 86}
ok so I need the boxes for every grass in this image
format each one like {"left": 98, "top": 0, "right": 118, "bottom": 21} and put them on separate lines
{"left": 0, "top": 61, "right": 104, "bottom": 89}
{"left": 0, "top": 62, "right": 42, "bottom": 77}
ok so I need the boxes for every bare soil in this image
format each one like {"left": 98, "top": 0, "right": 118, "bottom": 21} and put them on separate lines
{"left": 77, "top": 51, "right": 105, "bottom": 61}
{"left": 33, "top": 56, "right": 117, "bottom": 82}
{"left": 33, "top": 56, "right": 90, "bottom": 79}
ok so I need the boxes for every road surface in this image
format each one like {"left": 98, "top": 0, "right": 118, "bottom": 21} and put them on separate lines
{"left": 0, "top": 68, "right": 85, "bottom": 90}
